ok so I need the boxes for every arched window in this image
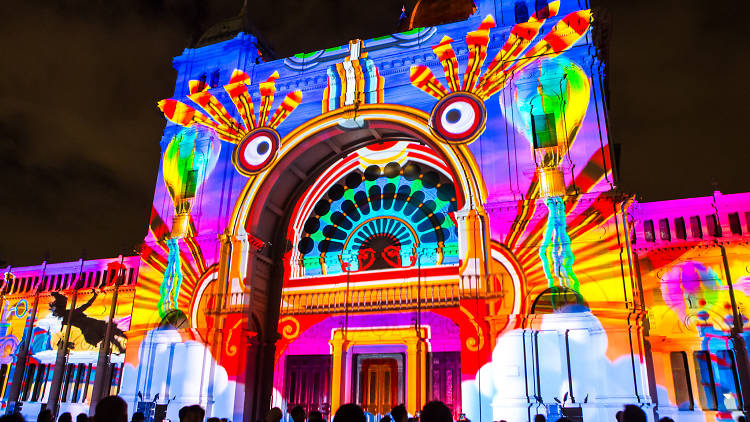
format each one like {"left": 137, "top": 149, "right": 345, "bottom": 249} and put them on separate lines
{"left": 514, "top": 2, "right": 529, "bottom": 24}
{"left": 210, "top": 70, "right": 221, "bottom": 88}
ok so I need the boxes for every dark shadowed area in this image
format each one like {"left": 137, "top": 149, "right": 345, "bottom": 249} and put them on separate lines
{"left": 1, "top": 0, "right": 748, "bottom": 266}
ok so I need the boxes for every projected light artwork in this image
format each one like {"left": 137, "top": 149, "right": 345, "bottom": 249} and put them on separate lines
{"left": 3, "top": 2, "right": 750, "bottom": 422}
{"left": 293, "top": 143, "right": 459, "bottom": 276}
{"left": 499, "top": 58, "right": 590, "bottom": 291}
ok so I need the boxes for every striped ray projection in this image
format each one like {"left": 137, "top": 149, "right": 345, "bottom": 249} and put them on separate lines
{"left": 410, "top": 3, "right": 592, "bottom": 144}
{"left": 158, "top": 70, "right": 303, "bottom": 176}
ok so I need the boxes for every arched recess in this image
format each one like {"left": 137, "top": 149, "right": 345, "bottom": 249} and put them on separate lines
{"left": 230, "top": 104, "right": 486, "bottom": 239}
{"left": 221, "top": 105, "right": 487, "bottom": 422}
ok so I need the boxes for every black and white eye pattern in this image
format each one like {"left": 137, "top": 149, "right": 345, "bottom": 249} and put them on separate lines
{"left": 233, "top": 128, "right": 279, "bottom": 175}
{"left": 430, "top": 92, "right": 486, "bottom": 144}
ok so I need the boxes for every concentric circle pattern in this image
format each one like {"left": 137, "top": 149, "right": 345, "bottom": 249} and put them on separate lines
{"left": 297, "top": 160, "right": 459, "bottom": 275}
{"left": 430, "top": 92, "right": 486, "bottom": 144}
{"left": 233, "top": 128, "right": 280, "bottom": 175}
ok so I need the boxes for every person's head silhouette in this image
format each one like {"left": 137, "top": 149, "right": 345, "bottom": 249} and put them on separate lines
{"left": 333, "top": 404, "right": 366, "bottom": 422}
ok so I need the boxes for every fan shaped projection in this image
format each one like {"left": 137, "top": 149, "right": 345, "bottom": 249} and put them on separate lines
{"left": 297, "top": 161, "right": 459, "bottom": 276}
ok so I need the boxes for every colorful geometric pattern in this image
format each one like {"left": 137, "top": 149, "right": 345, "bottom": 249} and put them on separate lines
{"left": 158, "top": 70, "right": 303, "bottom": 175}
{"left": 295, "top": 157, "right": 459, "bottom": 276}
{"left": 322, "top": 40, "right": 385, "bottom": 113}
{"left": 410, "top": 3, "right": 592, "bottom": 144}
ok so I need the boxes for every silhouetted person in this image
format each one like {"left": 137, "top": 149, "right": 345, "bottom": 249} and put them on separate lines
{"left": 291, "top": 406, "right": 306, "bottom": 422}
{"left": 94, "top": 395, "right": 128, "bottom": 422}
{"left": 381, "top": 416, "right": 392, "bottom": 422}
{"left": 130, "top": 412, "right": 145, "bottom": 422}
{"left": 308, "top": 410, "right": 325, "bottom": 422}
{"left": 37, "top": 410, "right": 54, "bottom": 422}
{"left": 658, "top": 418, "right": 674, "bottom": 422}
{"left": 76, "top": 414, "right": 89, "bottom": 422}
{"left": 49, "top": 292, "right": 126, "bottom": 353}
{"left": 421, "top": 401, "right": 452, "bottom": 422}
{"left": 622, "top": 405, "right": 646, "bottom": 422}
{"left": 208, "top": 418, "right": 221, "bottom": 422}
{"left": 534, "top": 415, "right": 545, "bottom": 422}
{"left": 179, "top": 405, "right": 206, "bottom": 422}
{"left": 615, "top": 411, "right": 623, "bottom": 422}
{"left": 391, "top": 405, "right": 408, "bottom": 422}
{"left": 0, "top": 414, "right": 26, "bottom": 422}
{"left": 266, "top": 408, "right": 283, "bottom": 422}
{"left": 333, "top": 404, "right": 366, "bottom": 422}
{"left": 57, "top": 414, "right": 72, "bottom": 422}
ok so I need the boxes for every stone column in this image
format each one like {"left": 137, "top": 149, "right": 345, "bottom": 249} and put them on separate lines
{"left": 405, "top": 335, "right": 427, "bottom": 415}
{"left": 329, "top": 331, "right": 350, "bottom": 414}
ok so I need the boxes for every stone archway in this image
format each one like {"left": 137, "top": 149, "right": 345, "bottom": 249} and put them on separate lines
{"left": 218, "top": 105, "right": 489, "bottom": 422}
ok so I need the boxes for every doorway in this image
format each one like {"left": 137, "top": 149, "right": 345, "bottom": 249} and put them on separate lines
{"left": 284, "top": 355, "right": 333, "bottom": 418}
{"left": 362, "top": 359, "right": 397, "bottom": 415}
{"left": 358, "top": 356, "right": 401, "bottom": 415}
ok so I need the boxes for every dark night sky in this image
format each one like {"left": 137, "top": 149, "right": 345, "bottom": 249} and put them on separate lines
{"left": 1, "top": 1, "right": 749, "bottom": 266}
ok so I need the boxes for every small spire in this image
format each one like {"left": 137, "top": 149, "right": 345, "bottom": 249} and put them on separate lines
{"left": 398, "top": 4, "right": 409, "bottom": 31}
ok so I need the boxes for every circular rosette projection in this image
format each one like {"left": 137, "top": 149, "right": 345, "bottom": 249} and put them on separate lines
{"left": 429, "top": 92, "right": 486, "bottom": 144}
{"left": 232, "top": 128, "right": 280, "bottom": 175}
{"left": 296, "top": 161, "right": 460, "bottom": 275}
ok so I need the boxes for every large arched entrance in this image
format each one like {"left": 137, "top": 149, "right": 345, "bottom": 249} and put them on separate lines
{"left": 219, "top": 106, "right": 494, "bottom": 421}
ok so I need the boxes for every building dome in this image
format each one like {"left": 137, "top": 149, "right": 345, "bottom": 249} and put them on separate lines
{"left": 195, "top": 14, "right": 246, "bottom": 47}
{"left": 194, "top": 1, "right": 275, "bottom": 58}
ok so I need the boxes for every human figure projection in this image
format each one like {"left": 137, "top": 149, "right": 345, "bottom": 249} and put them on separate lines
{"left": 49, "top": 291, "right": 126, "bottom": 353}
{"left": 159, "top": 238, "right": 183, "bottom": 314}
{"left": 538, "top": 196, "right": 579, "bottom": 291}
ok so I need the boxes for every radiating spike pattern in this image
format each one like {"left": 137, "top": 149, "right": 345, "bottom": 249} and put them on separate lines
{"left": 258, "top": 72, "right": 279, "bottom": 127}
{"left": 462, "top": 16, "right": 495, "bottom": 92}
{"left": 409, "top": 66, "right": 449, "bottom": 100}
{"left": 433, "top": 36, "right": 461, "bottom": 92}
{"left": 268, "top": 90, "right": 303, "bottom": 129}
{"left": 475, "top": 21, "right": 545, "bottom": 98}
{"left": 481, "top": 10, "right": 592, "bottom": 99}
{"left": 159, "top": 69, "right": 302, "bottom": 175}
{"left": 189, "top": 91, "right": 241, "bottom": 134}
{"left": 159, "top": 99, "right": 214, "bottom": 129}
{"left": 189, "top": 80, "right": 209, "bottom": 95}
{"left": 408, "top": 3, "right": 591, "bottom": 144}
{"left": 225, "top": 80, "right": 256, "bottom": 131}
{"left": 410, "top": 4, "right": 592, "bottom": 107}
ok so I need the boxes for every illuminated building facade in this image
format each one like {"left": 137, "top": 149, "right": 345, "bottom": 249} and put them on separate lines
{"left": 2, "top": 1, "right": 750, "bottom": 421}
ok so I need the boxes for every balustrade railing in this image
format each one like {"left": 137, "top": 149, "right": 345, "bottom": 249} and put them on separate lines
{"left": 280, "top": 280, "right": 460, "bottom": 315}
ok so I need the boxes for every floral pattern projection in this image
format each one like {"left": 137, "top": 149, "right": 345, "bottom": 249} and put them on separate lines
{"left": 122, "top": 1, "right": 678, "bottom": 421}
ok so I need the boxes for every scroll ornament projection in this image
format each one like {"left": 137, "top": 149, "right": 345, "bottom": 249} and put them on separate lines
{"left": 0, "top": 298, "right": 25, "bottom": 364}
{"left": 410, "top": 2, "right": 592, "bottom": 145}
{"left": 158, "top": 70, "right": 303, "bottom": 177}
{"left": 501, "top": 58, "right": 590, "bottom": 290}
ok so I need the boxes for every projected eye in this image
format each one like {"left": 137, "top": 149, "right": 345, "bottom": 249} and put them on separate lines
{"left": 430, "top": 93, "right": 486, "bottom": 144}
{"left": 233, "top": 128, "right": 279, "bottom": 175}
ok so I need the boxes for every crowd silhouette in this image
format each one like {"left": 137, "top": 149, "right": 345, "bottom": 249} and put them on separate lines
{"left": 0, "top": 396, "right": 707, "bottom": 422}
